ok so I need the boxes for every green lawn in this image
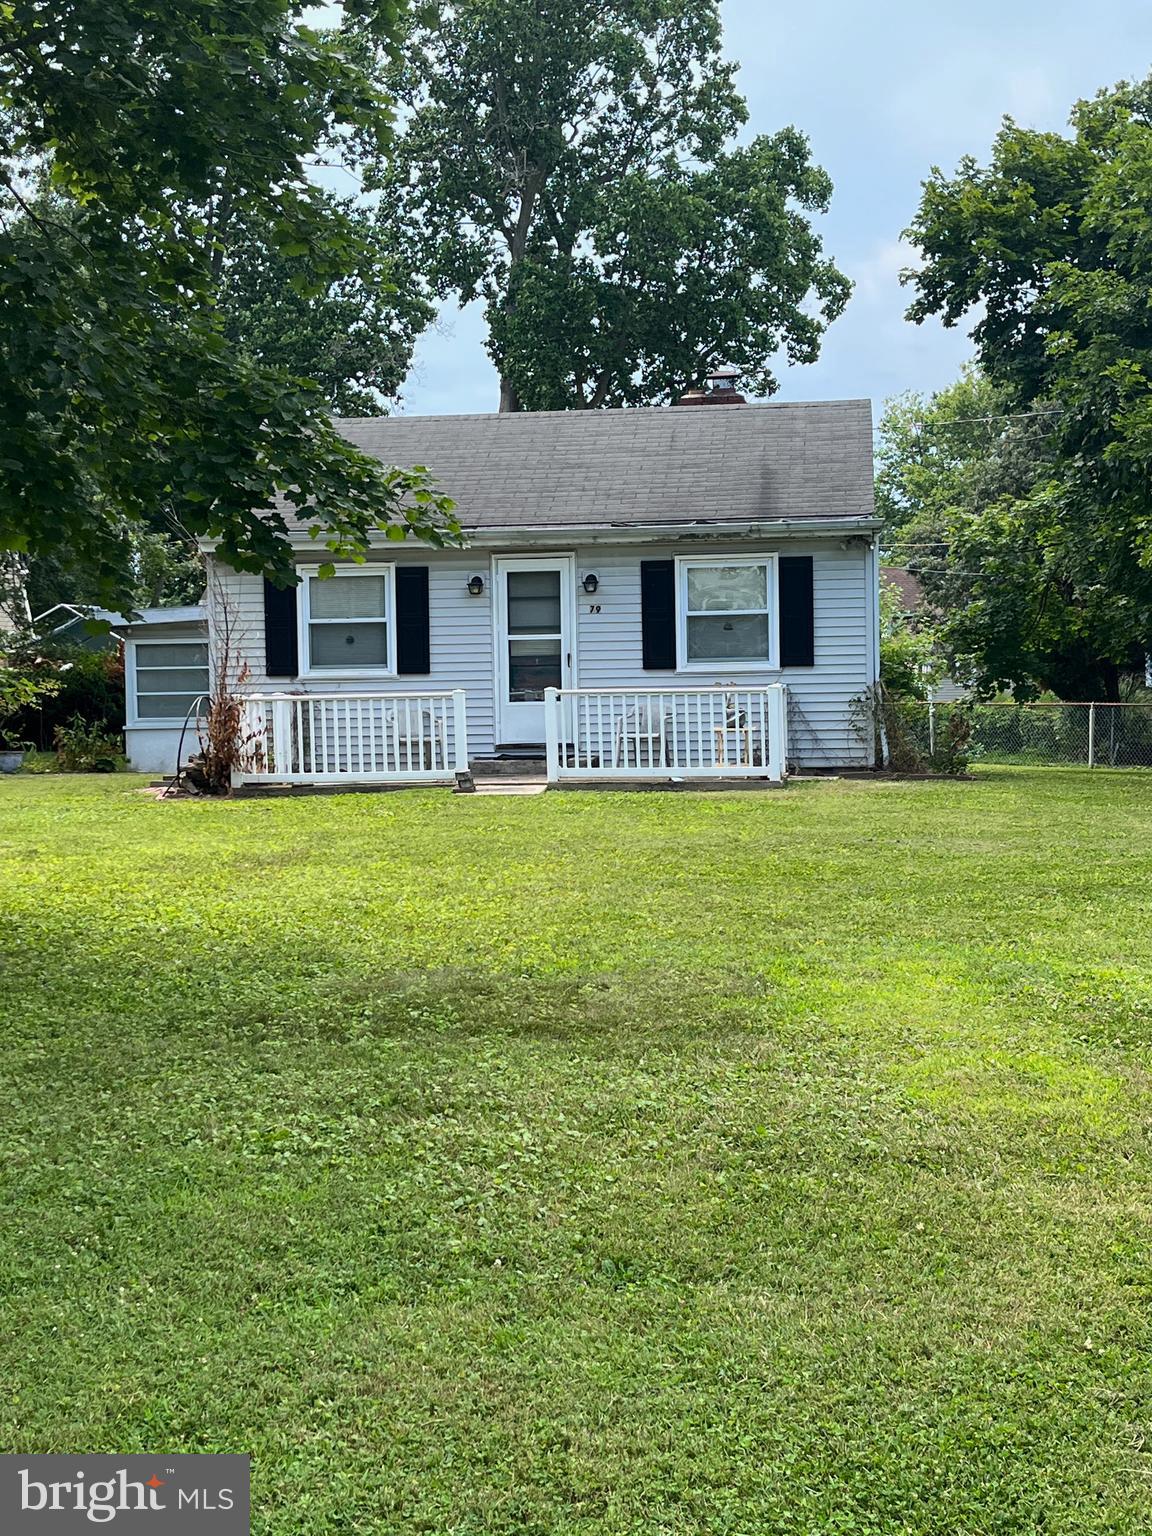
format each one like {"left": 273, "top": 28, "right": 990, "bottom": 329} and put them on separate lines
{"left": 1, "top": 771, "right": 1150, "bottom": 1534}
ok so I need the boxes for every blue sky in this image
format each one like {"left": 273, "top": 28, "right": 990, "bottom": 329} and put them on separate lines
{"left": 361, "top": 1, "right": 1152, "bottom": 418}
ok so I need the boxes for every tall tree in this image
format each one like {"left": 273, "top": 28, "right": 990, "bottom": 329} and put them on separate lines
{"left": 902, "top": 74, "right": 1152, "bottom": 693}
{"left": 8, "top": 180, "right": 429, "bottom": 614}
{"left": 876, "top": 370, "right": 1006, "bottom": 536}
{"left": 217, "top": 195, "right": 434, "bottom": 417}
{"left": 0, "top": 1, "right": 457, "bottom": 611}
{"left": 877, "top": 375, "right": 1148, "bottom": 701}
{"left": 361, "top": 0, "right": 849, "bottom": 412}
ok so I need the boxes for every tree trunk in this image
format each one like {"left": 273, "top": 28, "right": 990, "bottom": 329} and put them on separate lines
{"left": 207, "top": 186, "right": 233, "bottom": 284}
{"left": 0, "top": 553, "right": 33, "bottom": 630}
{"left": 495, "top": 174, "right": 544, "bottom": 414}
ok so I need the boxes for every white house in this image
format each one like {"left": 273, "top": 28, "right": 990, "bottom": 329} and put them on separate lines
{"left": 117, "top": 396, "right": 881, "bottom": 783}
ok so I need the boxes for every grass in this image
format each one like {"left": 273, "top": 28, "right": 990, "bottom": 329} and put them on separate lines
{"left": 1, "top": 769, "right": 1150, "bottom": 1534}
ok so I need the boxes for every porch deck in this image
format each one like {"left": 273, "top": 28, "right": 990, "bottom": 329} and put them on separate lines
{"left": 233, "top": 685, "right": 789, "bottom": 789}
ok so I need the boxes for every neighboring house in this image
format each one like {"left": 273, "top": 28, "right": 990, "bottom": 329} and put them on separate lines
{"left": 879, "top": 567, "right": 922, "bottom": 624}
{"left": 880, "top": 565, "right": 971, "bottom": 704}
{"left": 34, "top": 604, "right": 123, "bottom": 653}
{"left": 122, "top": 396, "right": 883, "bottom": 782}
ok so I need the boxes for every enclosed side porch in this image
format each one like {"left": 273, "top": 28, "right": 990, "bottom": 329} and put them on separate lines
{"left": 232, "top": 684, "right": 789, "bottom": 788}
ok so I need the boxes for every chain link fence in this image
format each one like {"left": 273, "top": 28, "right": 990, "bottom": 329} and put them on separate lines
{"left": 892, "top": 699, "right": 1152, "bottom": 770}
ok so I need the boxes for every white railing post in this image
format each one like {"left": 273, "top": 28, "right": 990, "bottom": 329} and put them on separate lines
{"left": 767, "top": 685, "right": 788, "bottom": 783}
{"left": 451, "top": 690, "right": 469, "bottom": 773}
{"left": 230, "top": 699, "right": 246, "bottom": 788}
{"left": 544, "top": 688, "right": 561, "bottom": 783}
{"left": 543, "top": 686, "right": 789, "bottom": 782}
{"left": 230, "top": 697, "right": 250, "bottom": 787}
{"left": 778, "top": 684, "right": 789, "bottom": 778}
{"left": 271, "top": 697, "right": 291, "bottom": 776}
{"left": 1088, "top": 702, "right": 1096, "bottom": 768}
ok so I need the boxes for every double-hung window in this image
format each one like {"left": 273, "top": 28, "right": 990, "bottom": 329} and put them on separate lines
{"left": 676, "top": 556, "right": 778, "bottom": 669}
{"left": 301, "top": 566, "right": 395, "bottom": 675}
{"left": 132, "top": 641, "right": 210, "bottom": 721}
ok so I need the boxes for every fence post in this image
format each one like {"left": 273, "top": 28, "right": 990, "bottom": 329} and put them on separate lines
{"left": 767, "top": 685, "right": 788, "bottom": 783}
{"left": 544, "top": 687, "right": 561, "bottom": 783}
{"left": 270, "top": 698, "right": 290, "bottom": 777}
{"left": 451, "top": 690, "right": 469, "bottom": 773}
{"left": 228, "top": 696, "right": 248, "bottom": 787}
{"left": 928, "top": 700, "right": 936, "bottom": 759}
{"left": 1088, "top": 702, "right": 1096, "bottom": 769}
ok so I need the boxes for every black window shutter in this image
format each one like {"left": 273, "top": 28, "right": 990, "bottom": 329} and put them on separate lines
{"left": 640, "top": 559, "right": 677, "bottom": 669}
{"left": 395, "top": 565, "right": 431, "bottom": 675}
{"left": 779, "top": 556, "right": 815, "bottom": 668}
{"left": 263, "top": 578, "right": 299, "bottom": 678}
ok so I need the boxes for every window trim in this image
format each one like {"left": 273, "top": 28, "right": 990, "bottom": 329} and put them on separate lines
{"left": 297, "top": 563, "right": 397, "bottom": 679}
{"left": 675, "top": 554, "right": 780, "bottom": 672}
{"left": 125, "top": 636, "right": 211, "bottom": 727}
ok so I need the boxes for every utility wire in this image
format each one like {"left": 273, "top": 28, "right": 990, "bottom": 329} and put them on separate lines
{"left": 303, "top": 159, "right": 365, "bottom": 186}
{"left": 910, "top": 409, "right": 1061, "bottom": 432}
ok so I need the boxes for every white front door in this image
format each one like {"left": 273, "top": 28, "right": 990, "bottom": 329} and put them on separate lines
{"left": 494, "top": 555, "right": 575, "bottom": 744}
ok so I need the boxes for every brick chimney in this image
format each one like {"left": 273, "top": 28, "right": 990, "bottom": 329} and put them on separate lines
{"left": 674, "top": 363, "right": 746, "bottom": 406}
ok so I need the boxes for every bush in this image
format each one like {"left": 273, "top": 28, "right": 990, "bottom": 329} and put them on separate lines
{"left": 52, "top": 717, "right": 123, "bottom": 773}
{"left": 880, "top": 627, "right": 938, "bottom": 700}
{"left": 929, "top": 704, "right": 973, "bottom": 774}
{"left": 0, "top": 667, "right": 61, "bottom": 750}
{"left": 3, "top": 644, "right": 124, "bottom": 750}
{"left": 851, "top": 686, "right": 972, "bottom": 775}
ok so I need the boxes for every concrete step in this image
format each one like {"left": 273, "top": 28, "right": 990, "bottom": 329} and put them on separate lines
{"left": 470, "top": 778, "right": 549, "bottom": 796}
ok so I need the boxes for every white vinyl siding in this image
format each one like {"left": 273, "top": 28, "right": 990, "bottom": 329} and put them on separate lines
{"left": 574, "top": 541, "right": 872, "bottom": 769}
{"left": 209, "top": 551, "right": 497, "bottom": 756}
{"left": 207, "top": 535, "right": 873, "bottom": 769}
{"left": 299, "top": 566, "right": 396, "bottom": 676}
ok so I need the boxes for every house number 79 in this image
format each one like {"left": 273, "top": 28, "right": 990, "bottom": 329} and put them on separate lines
{"left": 588, "top": 604, "right": 602, "bottom": 614}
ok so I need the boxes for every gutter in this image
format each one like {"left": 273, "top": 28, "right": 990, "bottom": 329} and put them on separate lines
{"left": 197, "top": 515, "right": 883, "bottom": 554}
{"left": 865, "top": 536, "right": 882, "bottom": 687}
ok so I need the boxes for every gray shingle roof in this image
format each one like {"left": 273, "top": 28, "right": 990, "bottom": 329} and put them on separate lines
{"left": 299, "top": 399, "right": 875, "bottom": 532}
{"left": 880, "top": 566, "right": 924, "bottom": 614}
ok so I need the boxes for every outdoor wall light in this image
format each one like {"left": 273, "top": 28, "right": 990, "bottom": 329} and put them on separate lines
{"left": 467, "top": 575, "right": 485, "bottom": 596}
{"left": 582, "top": 573, "right": 600, "bottom": 594}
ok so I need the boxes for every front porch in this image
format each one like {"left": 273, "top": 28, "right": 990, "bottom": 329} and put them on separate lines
{"left": 232, "top": 685, "right": 789, "bottom": 789}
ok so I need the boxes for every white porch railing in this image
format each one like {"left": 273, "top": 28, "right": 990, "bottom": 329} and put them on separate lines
{"left": 234, "top": 691, "right": 468, "bottom": 785}
{"left": 544, "top": 685, "right": 788, "bottom": 783}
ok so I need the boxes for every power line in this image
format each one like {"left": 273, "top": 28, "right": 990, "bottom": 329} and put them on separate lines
{"left": 910, "top": 409, "right": 1061, "bottom": 432}
{"left": 303, "top": 159, "right": 365, "bottom": 186}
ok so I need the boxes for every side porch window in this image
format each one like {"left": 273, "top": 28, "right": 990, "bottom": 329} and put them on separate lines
{"left": 133, "top": 641, "right": 210, "bottom": 720}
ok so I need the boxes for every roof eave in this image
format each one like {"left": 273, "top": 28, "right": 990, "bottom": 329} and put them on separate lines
{"left": 458, "top": 516, "right": 883, "bottom": 546}
{"left": 198, "top": 514, "right": 881, "bottom": 556}
{"left": 106, "top": 604, "right": 207, "bottom": 631}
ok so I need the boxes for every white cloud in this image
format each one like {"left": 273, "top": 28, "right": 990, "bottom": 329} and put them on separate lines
{"left": 401, "top": 300, "right": 498, "bottom": 416}
{"left": 850, "top": 239, "right": 920, "bottom": 304}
